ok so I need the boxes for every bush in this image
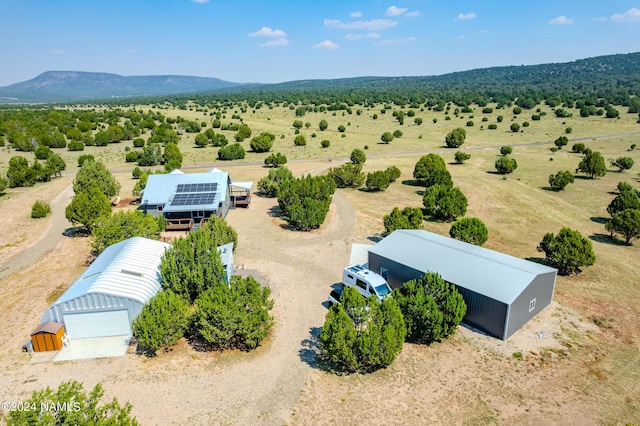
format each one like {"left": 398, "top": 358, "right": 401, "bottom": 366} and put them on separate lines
{"left": 34, "top": 145, "right": 52, "bottom": 160}
{"left": 318, "top": 286, "right": 406, "bottom": 373}
{"left": 258, "top": 166, "right": 294, "bottom": 197}
{"left": 605, "top": 208, "right": 640, "bottom": 245}
{"left": 449, "top": 217, "right": 488, "bottom": 245}
{"left": 572, "top": 143, "right": 586, "bottom": 153}
{"left": 133, "top": 137, "right": 145, "bottom": 147}
{"left": 380, "top": 131, "right": 394, "bottom": 144}
{"left": 578, "top": 150, "right": 606, "bottom": 178}
{"left": 554, "top": 136, "right": 569, "bottom": 149}
{"left": 385, "top": 165, "right": 401, "bottom": 182}
{"left": 497, "top": 115, "right": 504, "bottom": 122}
{"left": 160, "top": 227, "right": 227, "bottom": 303}
{"left": 350, "top": 148, "right": 366, "bottom": 165}
{"left": 67, "top": 140, "right": 85, "bottom": 151}
{"left": 393, "top": 129, "right": 403, "bottom": 138}
{"left": 264, "top": 152, "right": 287, "bottom": 167}
{"left": 218, "top": 143, "right": 245, "bottom": 160}
{"left": 321, "top": 139, "right": 330, "bottom": 148}
{"left": 487, "top": 123, "right": 498, "bottom": 130}
{"left": 7, "top": 380, "right": 137, "bottom": 425}
{"left": 234, "top": 124, "right": 252, "bottom": 142}
{"left": 250, "top": 132, "right": 274, "bottom": 153}
{"left": 90, "top": 210, "right": 162, "bottom": 254}
{"left": 422, "top": 184, "right": 468, "bottom": 221}
{"left": 277, "top": 175, "right": 335, "bottom": 231}
{"left": 319, "top": 119, "right": 328, "bottom": 131}
{"left": 132, "top": 290, "right": 190, "bottom": 356}
{"left": 65, "top": 188, "right": 112, "bottom": 231}
{"left": 607, "top": 188, "right": 640, "bottom": 216}
{"left": 445, "top": 128, "right": 466, "bottom": 148}
{"left": 565, "top": 127, "right": 573, "bottom": 134}
{"left": 328, "top": 163, "right": 365, "bottom": 188}
{"left": 338, "top": 125, "right": 346, "bottom": 132}
{"left": 132, "top": 166, "right": 142, "bottom": 179}
{"left": 466, "top": 120, "right": 474, "bottom": 127}
{"left": 77, "top": 154, "right": 94, "bottom": 168}
{"left": 393, "top": 272, "right": 466, "bottom": 344}
{"left": 413, "top": 154, "right": 452, "bottom": 188}
{"left": 454, "top": 151, "right": 471, "bottom": 164}
{"left": 294, "top": 134, "right": 307, "bottom": 146}
{"left": 510, "top": 123, "right": 520, "bottom": 132}
{"left": 73, "top": 160, "right": 120, "bottom": 198}
{"left": 31, "top": 200, "right": 51, "bottom": 218}
{"left": 366, "top": 170, "right": 391, "bottom": 192}
{"left": 192, "top": 276, "right": 274, "bottom": 351}
{"left": 548, "top": 170, "right": 575, "bottom": 191}
{"left": 383, "top": 207, "right": 423, "bottom": 234}
{"left": 500, "top": 146, "right": 513, "bottom": 156}
{"left": 125, "top": 150, "right": 139, "bottom": 162}
{"left": 495, "top": 156, "right": 518, "bottom": 174}
{"left": 537, "top": 227, "right": 596, "bottom": 275}
{"left": 522, "top": 121, "right": 530, "bottom": 127}
{"left": 611, "top": 157, "right": 635, "bottom": 172}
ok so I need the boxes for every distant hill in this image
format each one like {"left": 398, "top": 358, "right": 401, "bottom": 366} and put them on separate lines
{"left": 0, "top": 71, "right": 243, "bottom": 103}
{"left": 1, "top": 52, "right": 639, "bottom": 104}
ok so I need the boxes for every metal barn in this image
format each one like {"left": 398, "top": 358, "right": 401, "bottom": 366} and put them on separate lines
{"left": 367, "top": 230, "right": 557, "bottom": 340}
{"left": 41, "top": 237, "right": 171, "bottom": 339}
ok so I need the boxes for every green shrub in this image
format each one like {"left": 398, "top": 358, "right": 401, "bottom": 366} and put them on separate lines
{"left": 132, "top": 290, "right": 190, "bottom": 356}
{"left": 366, "top": 170, "right": 391, "bottom": 192}
{"left": 294, "top": 134, "right": 307, "bottom": 146}
{"left": 383, "top": 207, "right": 423, "bottom": 234}
{"left": 350, "top": 148, "right": 366, "bottom": 165}
{"left": 385, "top": 165, "right": 401, "bottom": 182}
{"left": 495, "top": 156, "right": 518, "bottom": 174}
{"left": 500, "top": 146, "right": 513, "bottom": 156}
{"left": 218, "top": 143, "right": 245, "bottom": 160}
{"left": 393, "top": 272, "right": 466, "bottom": 344}
{"left": 31, "top": 200, "right": 51, "bottom": 218}
{"left": 454, "top": 151, "right": 471, "bottom": 164}
{"left": 449, "top": 217, "right": 488, "bottom": 245}
{"left": 422, "top": 185, "right": 468, "bottom": 221}
{"left": 321, "top": 139, "right": 330, "bottom": 148}
{"left": 133, "top": 137, "right": 145, "bottom": 147}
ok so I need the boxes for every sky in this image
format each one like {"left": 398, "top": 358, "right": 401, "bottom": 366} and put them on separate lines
{"left": 1, "top": 0, "right": 639, "bottom": 87}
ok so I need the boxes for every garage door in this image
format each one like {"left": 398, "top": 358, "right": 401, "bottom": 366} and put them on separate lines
{"left": 63, "top": 310, "right": 131, "bottom": 339}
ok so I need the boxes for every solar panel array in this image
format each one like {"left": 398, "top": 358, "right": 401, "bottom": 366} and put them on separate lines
{"left": 170, "top": 192, "right": 217, "bottom": 206}
{"left": 176, "top": 183, "right": 218, "bottom": 193}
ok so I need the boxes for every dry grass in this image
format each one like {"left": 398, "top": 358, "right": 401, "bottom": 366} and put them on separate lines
{"left": 1, "top": 103, "right": 639, "bottom": 424}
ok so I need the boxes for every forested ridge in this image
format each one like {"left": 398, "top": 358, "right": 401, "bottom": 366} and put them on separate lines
{"left": 1, "top": 52, "right": 639, "bottom": 106}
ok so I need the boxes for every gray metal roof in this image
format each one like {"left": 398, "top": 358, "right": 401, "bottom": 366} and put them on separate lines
{"left": 141, "top": 169, "right": 230, "bottom": 208}
{"left": 368, "top": 230, "right": 557, "bottom": 304}
{"left": 51, "top": 237, "right": 171, "bottom": 307}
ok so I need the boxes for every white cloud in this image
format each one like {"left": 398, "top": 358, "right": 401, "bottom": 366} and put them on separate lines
{"left": 478, "top": 29, "right": 490, "bottom": 34}
{"left": 125, "top": 48, "right": 139, "bottom": 54}
{"left": 455, "top": 12, "right": 477, "bottom": 21}
{"left": 248, "top": 27, "right": 287, "bottom": 38}
{"left": 49, "top": 49, "right": 64, "bottom": 54}
{"left": 609, "top": 7, "right": 640, "bottom": 22}
{"left": 455, "top": 35, "right": 466, "bottom": 40}
{"left": 386, "top": 6, "right": 407, "bottom": 17}
{"left": 344, "top": 32, "right": 380, "bottom": 40}
{"left": 324, "top": 19, "right": 397, "bottom": 31}
{"left": 350, "top": 11, "right": 362, "bottom": 18}
{"left": 549, "top": 16, "right": 573, "bottom": 25}
{"left": 260, "top": 38, "right": 290, "bottom": 47}
{"left": 375, "top": 36, "right": 416, "bottom": 46}
{"left": 191, "top": 0, "right": 209, "bottom": 3}
{"left": 405, "top": 11, "right": 421, "bottom": 17}
{"left": 313, "top": 40, "right": 340, "bottom": 49}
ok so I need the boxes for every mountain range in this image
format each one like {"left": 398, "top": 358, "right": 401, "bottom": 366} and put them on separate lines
{"left": 1, "top": 52, "right": 639, "bottom": 104}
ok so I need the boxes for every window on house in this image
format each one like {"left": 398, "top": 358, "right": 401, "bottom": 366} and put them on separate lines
{"left": 529, "top": 298, "right": 536, "bottom": 312}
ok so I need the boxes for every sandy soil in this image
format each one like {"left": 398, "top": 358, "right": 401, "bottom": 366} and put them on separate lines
{"left": 0, "top": 166, "right": 610, "bottom": 426}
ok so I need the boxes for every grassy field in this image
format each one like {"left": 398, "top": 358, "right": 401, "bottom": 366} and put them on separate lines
{"left": 1, "top": 101, "right": 639, "bottom": 423}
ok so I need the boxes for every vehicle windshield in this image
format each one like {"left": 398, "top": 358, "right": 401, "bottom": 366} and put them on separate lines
{"left": 374, "top": 284, "right": 391, "bottom": 297}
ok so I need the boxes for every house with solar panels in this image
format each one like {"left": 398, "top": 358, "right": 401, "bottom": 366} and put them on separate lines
{"left": 140, "top": 168, "right": 252, "bottom": 230}
{"left": 367, "top": 230, "right": 558, "bottom": 340}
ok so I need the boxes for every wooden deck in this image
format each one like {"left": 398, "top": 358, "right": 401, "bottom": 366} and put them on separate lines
{"left": 165, "top": 218, "right": 194, "bottom": 231}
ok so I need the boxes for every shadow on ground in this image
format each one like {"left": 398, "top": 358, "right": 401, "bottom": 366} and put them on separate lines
{"left": 589, "top": 233, "right": 628, "bottom": 246}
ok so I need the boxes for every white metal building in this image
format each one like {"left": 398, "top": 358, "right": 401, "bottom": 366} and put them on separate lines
{"left": 41, "top": 237, "right": 171, "bottom": 339}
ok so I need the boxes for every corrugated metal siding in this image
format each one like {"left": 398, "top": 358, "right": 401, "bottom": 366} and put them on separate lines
{"left": 370, "top": 251, "right": 509, "bottom": 339}
{"left": 368, "top": 230, "right": 557, "bottom": 304}
{"left": 41, "top": 237, "right": 170, "bottom": 326}
{"left": 505, "top": 270, "right": 557, "bottom": 339}
{"left": 455, "top": 287, "right": 507, "bottom": 339}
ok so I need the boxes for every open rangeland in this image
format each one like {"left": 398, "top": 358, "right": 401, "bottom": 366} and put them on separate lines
{"left": 0, "top": 103, "right": 639, "bottom": 425}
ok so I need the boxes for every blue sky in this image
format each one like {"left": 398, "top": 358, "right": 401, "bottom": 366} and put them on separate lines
{"left": 1, "top": 1, "right": 639, "bottom": 86}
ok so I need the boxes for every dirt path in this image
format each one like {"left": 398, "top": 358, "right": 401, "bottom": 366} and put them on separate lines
{"left": 0, "top": 184, "right": 73, "bottom": 281}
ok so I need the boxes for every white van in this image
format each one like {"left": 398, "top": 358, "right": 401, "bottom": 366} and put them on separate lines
{"left": 342, "top": 264, "right": 392, "bottom": 301}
